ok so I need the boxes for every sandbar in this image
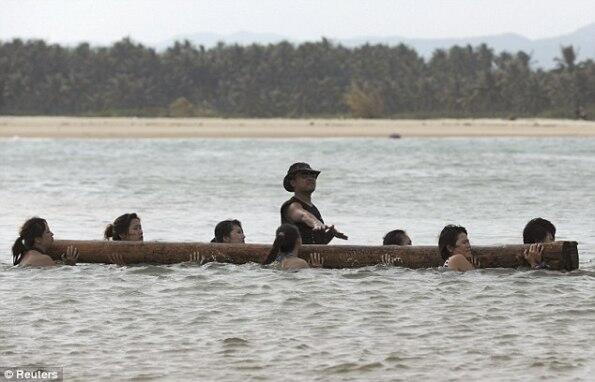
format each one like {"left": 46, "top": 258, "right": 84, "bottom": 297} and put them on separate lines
{"left": 1, "top": 116, "right": 594, "bottom": 138}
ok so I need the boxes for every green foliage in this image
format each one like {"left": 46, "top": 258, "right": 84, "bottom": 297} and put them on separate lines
{"left": 168, "top": 97, "right": 194, "bottom": 117}
{"left": 0, "top": 38, "right": 593, "bottom": 119}
{"left": 344, "top": 81, "right": 385, "bottom": 118}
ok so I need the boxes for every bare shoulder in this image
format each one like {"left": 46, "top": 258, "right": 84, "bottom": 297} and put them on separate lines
{"left": 285, "top": 201, "right": 306, "bottom": 222}
{"left": 281, "top": 257, "right": 310, "bottom": 270}
{"left": 19, "top": 251, "right": 56, "bottom": 267}
{"left": 287, "top": 201, "right": 305, "bottom": 213}
{"left": 447, "top": 254, "right": 474, "bottom": 272}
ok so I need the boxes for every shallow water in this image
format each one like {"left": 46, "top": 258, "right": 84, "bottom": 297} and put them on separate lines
{"left": 1, "top": 137, "right": 594, "bottom": 381}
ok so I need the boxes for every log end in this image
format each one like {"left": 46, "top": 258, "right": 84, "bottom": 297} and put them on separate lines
{"left": 561, "top": 241, "right": 579, "bottom": 271}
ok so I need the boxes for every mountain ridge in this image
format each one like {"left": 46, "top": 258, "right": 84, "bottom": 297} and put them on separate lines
{"left": 155, "top": 23, "right": 595, "bottom": 68}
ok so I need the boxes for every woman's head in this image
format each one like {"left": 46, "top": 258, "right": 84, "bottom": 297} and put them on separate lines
{"left": 104, "top": 213, "right": 143, "bottom": 241}
{"left": 275, "top": 223, "right": 301, "bottom": 253}
{"left": 438, "top": 225, "right": 470, "bottom": 261}
{"left": 12, "top": 217, "right": 52, "bottom": 265}
{"left": 262, "top": 224, "right": 302, "bottom": 265}
{"left": 211, "top": 220, "right": 245, "bottom": 243}
{"left": 383, "top": 229, "right": 412, "bottom": 245}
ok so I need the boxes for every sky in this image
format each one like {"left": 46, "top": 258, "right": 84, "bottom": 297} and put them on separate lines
{"left": 1, "top": 0, "right": 594, "bottom": 45}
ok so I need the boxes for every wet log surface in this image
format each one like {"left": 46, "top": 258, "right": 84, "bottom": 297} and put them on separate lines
{"left": 48, "top": 240, "right": 579, "bottom": 270}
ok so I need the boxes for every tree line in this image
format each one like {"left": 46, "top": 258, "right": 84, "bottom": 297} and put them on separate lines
{"left": 0, "top": 38, "right": 593, "bottom": 119}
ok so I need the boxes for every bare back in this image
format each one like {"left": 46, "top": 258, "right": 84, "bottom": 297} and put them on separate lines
{"left": 280, "top": 256, "right": 310, "bottom": 270}
{"left": 19, "top": 250, "right": 56, "bottom": 267}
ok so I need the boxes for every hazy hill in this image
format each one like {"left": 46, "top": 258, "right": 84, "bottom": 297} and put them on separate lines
{"left": 156, "top": 23, "right": 595, "bottom": 68}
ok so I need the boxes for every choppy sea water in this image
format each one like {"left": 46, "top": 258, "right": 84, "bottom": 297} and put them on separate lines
{"left": 1, "top": 137, "right": 594, "bottom": 381}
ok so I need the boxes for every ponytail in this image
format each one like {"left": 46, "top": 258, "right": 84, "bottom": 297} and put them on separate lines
{"left": 262, "top": 224, "right": 300, "bottom": 265}
{"left": 104, "top": 224, "right": 115, "bottom": 240}
{"left": 12, "top": 217, "right": 47, "bottom": 265}
{"left": 262, "top": 232, "right": 284, "bottom": 265}
{"left": 12, "top": 236, "right": 26, "bottom": 265}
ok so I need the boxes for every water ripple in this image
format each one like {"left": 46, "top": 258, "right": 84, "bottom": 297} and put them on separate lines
{"left": 2, "top": 138, "right": 595, "bottom": 381}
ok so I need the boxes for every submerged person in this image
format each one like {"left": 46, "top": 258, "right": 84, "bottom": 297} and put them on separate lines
{"left": 383, "top": 229, "right": 412, "bottom": 245}
{"left": 280, "top": 162, "right": 347, "bottom": 244}
{"left": 104, "top": 213, "right": 143, "bottom": 241}
{"left": 523, "top": 217, "right": 556, "bottom": 244}
{"left": 211, "top": 219, "right": 246, "bottom": 243}
{"left": 12, "top": 217, "right": 78, "bottom": 266}
{"left": 439, "top": 224, "right": 545, "bottom": 272}
{"left": 439, "top": 225, "right": 475, "bottom": 272}
{"left": 522, "top": 217, "right": 556, "bottom": 268}
{"left": 261, "top": 224, "right": 323, "bottom": 270}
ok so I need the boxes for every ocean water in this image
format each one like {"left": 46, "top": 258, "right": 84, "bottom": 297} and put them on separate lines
{"left": 1, "top": 137, "right": 594, "bottom": 381}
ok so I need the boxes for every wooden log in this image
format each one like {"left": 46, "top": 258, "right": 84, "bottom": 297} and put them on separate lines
{"left": 47, "top": 240, "right": 579, "bottom": 271}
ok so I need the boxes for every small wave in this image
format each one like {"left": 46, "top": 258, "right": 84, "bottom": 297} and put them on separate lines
{"left": 222, "top": 337, "right": 249, "bottom": 347}
{"left": 341, "top": 270, "right": 376, "bottom": 279}
{"left": 127, "top": 265, "right": 175, "bottom": 275}
{"left": 323, "top": 361, "right": 385, "bottom": 373}
{"left": 562, "top": 269, "right": 595, "bottom": 277}
{"left": 183, "top": 274, "right": 208, "bottom": 281}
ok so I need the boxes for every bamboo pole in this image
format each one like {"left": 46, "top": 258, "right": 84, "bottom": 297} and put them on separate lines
{"left": 47, "top": 240, "right": 579, "bottom": 271}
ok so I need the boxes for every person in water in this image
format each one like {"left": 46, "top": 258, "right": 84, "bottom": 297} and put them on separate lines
{"left": 522, "top": 217, "right": 556, "bottom": 268}
{"left": 439, "top": 225, "right": 475, "bottom": 272}
{"left": 381, "top": 229, "right": 412, "bottom": 266}
{"left": 12, "top": 217, "right": 78, "bottom": 266}
{"left": 523, "top": 217, "right": 556, "bottom": 244}
{"left": 104, "top": 213, "right": 143, "bottom": 241}
{"left": 261, "top": 224, "right": 323, "bottom": 270}
{"left": 383, "top": 229, "right": 412, "bottom": 245}
{"left": 439, "top": 224, "right": 545, "bottom": 272}
{"left": 211, "top": 219, "right": 246, "bottom": 243}
{"left": 280, "top": 162, "right": 347, "bottom": 244}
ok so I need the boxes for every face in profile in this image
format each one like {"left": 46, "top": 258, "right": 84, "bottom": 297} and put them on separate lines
{"left": 451, "top": 232, "right": 471, "bottom": 258}
{"left": 224, "top": 224, "right": 246, "bottom": 244}
{"left": 121, "top": 218, "right": 143, "bottom": 241}
{"left": 36, "top": 222, "right": 55, "bottom": 249}
{"left": 291, "top": 171, "right": 318, "bottom": 193}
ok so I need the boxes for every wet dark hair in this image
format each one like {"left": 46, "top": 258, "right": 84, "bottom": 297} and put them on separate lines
{"left": 211, "top": 220, "right": 242, "bottom": 243}
{"left": 262, "top": 224, "right": 301, "bottom": 265}
{"left": 104, "top": 213, "right": 140, "bottom": 241}
{"left": 438, "top": 225, "right": 468, "bottom": 261}
{"left": 383, "top": 229, "right": 411, "bottom": 245}
{"left": 12, "top": 217, "right": 47, "bottom": 265}
{"left": 523, "top": 218, "right": 556, "bottom": 244}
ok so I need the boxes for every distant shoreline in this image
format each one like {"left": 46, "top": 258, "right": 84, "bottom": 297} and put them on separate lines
{"left": 1, "top": 116, "right": 595, "bottom": 138}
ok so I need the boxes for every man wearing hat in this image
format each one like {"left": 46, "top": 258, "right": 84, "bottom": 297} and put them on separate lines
{"left": 280, "top": 162, "right": 347, "bottom": 244}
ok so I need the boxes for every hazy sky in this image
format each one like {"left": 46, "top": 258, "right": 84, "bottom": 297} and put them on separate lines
{"left": 1, "top": 0, "right": 594, "bottom": 45}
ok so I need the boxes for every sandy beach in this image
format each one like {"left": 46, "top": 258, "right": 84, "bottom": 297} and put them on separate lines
{"left": 1, "top": 116, "right": 595, "bottom": 138}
